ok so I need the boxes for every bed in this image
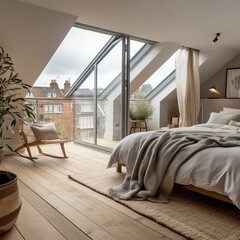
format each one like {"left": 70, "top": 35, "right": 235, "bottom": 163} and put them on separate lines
{"left": 107, "top": 109, "right": 240, "bottom": 209}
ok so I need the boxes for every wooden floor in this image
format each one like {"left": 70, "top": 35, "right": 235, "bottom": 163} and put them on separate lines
{"left": 0, "top": 142, "right": 185, "bottom": 240}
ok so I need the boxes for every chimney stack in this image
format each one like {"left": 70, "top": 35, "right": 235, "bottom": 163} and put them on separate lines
{"left": 50, "top": 79, "right": 58, "bottom": 88}
{"left": 63, "top": 79, "right": 71, "bottom": 93}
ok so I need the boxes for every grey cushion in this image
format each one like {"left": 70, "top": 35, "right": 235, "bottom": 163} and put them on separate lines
{"left": 31, "top": 123, "right": 59, "bottom": 140}
{"left": 207, "top": 112, "right": 240, "bottom": 125}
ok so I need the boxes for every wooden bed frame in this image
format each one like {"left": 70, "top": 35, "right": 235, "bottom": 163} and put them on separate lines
{"left": 179, "top": 184, "right": 232, "bottom": 204}
{"left": 116, "top": 163, "right": 233, "bottom": 204}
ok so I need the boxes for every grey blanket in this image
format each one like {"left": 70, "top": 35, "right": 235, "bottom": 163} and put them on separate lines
{"left": 109, "top": 130, "right": 240, "bottom": 202}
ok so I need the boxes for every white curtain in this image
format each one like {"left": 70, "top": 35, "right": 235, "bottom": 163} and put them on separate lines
{"left": 175, "top": 47, "right": 200, "bottom": 127}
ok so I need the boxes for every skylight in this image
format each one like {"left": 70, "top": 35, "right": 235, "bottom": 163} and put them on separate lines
{"left": 132, "top": 52, "right": 177, "bottom": 98}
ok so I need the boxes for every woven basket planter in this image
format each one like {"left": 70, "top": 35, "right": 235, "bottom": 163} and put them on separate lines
{"left": 0, "top": 147, "right": 4, "bottom": 164}
{"left": 0, "top": 171, "right": 22, "bottom": 235}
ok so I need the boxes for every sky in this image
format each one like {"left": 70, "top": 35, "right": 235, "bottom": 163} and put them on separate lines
{"left": 33, "top": 25, "right": 173, "bottom": 92}
{"left": 34, "top": 27, "right": 111, "bottom": 88}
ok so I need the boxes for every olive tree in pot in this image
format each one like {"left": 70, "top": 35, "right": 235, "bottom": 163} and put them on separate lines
{"left": 130, "top": 100, "right": 154, "bottom": 121}
{"left": 0, "top": 46, "right": 34, "bottom": 235}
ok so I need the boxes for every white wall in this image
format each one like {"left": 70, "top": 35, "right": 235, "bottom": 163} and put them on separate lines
{"left": 0, "top": 0, "right": 77, "bottom": 88}
{"left": 0, "top": 0, "right": 77, "bottom": 152}
{"left": 200, "top": 99, "right": 240, "bottom": 123}
{"left": 148, "top": 81, "right": 177, "bottom": 129}
{"left": 201, "top": 53, "right": 240, "bottom": 99}
{"left": 149, "top": 48, "right": 240, "bottom": 129}
{"left": 104, "top": 42, "right": 179, "bottom": 140}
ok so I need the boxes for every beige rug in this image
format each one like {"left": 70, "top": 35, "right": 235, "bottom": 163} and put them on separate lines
{"left": 69, "top": 168, "right": 240, "bottom": 240}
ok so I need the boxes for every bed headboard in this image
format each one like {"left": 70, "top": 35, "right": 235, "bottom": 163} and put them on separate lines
{"left": 200, "top": 98, "right": 240, "bottom": 123}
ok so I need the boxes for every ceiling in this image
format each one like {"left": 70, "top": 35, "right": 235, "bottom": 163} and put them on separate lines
{"left": 19, "top": 0, "right": 240, "bottom": 52}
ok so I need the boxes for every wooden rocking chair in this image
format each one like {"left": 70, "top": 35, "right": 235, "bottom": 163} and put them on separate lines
{"left": 14, "top": 123, "right": 68, "bottom": 160}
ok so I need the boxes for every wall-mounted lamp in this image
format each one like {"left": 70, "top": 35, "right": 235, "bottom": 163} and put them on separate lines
{"left": 209, "top": 86, "right": 220, "bottom": 95}
{"left": 213, "top": 33, "right": 220, "bottom": 43}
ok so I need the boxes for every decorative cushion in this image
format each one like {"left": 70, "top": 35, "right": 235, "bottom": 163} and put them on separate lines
{"left": 207, "top": 112, "right": 240, "bottom": 125}
{"left": 229, "top": 120, "right": 240, "bottom": 127}
{"left": 30, "top": 123, "right": 59, "bottom": 140}
{"left": 223, "top": 107, "right": 240, "bottom": 114}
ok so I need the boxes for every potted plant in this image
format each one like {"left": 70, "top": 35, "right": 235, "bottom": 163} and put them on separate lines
{"left": 129, "top": 101, "right": 154, "bottom": 133}
{"left": 130, "top": 100, "right": 154, "bottom": 120}
{"left": 0, "top": 46, "right": 34, "bottom": 235}
{"left": 0, "top": 170, "right": 22, "bottom": 235}
{"left": 0, "top": 46, "right": 35, "bottom": 160}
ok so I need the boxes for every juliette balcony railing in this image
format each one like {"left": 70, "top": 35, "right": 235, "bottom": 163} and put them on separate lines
{"left": 25, "top": 97, "right": 151, "bottom": 144}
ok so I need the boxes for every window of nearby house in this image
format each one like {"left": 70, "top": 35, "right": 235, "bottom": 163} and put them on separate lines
{"left": 81, "top": 102, "right": 94, "bottom": 113}
{"left": 46, "top": 92, "right": 57, "bottom": 98}
{"left": 44, "top": 105, "right": 62, "bottom": 113}
{"left": 78, "top": 116, "right": 94, "bottom": 129}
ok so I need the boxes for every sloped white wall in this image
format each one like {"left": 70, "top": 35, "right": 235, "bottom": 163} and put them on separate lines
{"left": 0, "top": 0, "right": 77, "bottom": 88}
{"left": 104, "top": 42, "right": 179, "bottom": 140}
{"left": 201, "top": 52, "right": 240, "bottom": 99}
{"left": 199, "top": 48, "right": 239, "bottom": 86}
{"left": 148, "top": 48, "right": 239, "bottom": 129}
{"left": 0, "top": 0, "right": 77, "bottom": 153}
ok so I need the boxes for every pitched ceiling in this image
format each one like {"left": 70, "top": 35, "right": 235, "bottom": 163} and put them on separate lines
{"left": 19, "top": 0, "right": 240, "bottom": 52}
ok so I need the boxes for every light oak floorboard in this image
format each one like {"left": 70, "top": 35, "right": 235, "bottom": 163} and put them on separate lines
{"left": 0, "top": 227, "right": 23, "bottom": 240}
{"left": 0, "top": 142, "right": 185, "bottom": 240}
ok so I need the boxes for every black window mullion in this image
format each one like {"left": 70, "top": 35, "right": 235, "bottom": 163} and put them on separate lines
{"left": 121, "top": 36, "right": 130, "bottom": 139}
{"left": 94, "top": 64, "right": 98, "bottom": 145}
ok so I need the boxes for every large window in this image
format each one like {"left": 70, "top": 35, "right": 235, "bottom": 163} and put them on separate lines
{"left": 34, "top": 27, "right": 111, "bottom": 88}
{"left": 131, "top": 52, "right": 177, "bottom": 99}
{"left": 30, "top": 24, "right": 172, "bottom": 151}
{"left": 69, "top": 28, "right": 150, "bottom": 151}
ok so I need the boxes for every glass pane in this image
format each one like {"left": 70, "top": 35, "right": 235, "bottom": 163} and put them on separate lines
{"left": 74, "top": 72, "right": 95, "bottom": 144}
{"left": 96, "top": 41, "right": 122, "bottom": 149}
{"left": 131, "top": 52, "right": 176, "bottom": 98}
{"left": 130, "top": 40, "right": 145, "bottom": 58}
{"left": 97, "top": 41, "right": 122, "bottom": 94}
{"left": 34, "top": 27, "right": 111, "bottom": 88}
{"left": 70, "top": 32, "right": 150, "bottom": 150}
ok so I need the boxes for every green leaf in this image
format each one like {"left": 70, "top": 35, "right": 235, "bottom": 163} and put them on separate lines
{"left": 0, "top": 46, "right": 35, "bottom": 148}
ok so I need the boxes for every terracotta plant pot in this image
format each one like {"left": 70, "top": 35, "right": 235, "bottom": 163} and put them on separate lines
{"left": 0, "top": 171, "right": 22, "bottom": 235}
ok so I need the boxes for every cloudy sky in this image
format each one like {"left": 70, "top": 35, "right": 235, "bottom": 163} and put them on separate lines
{"left": 34, "top": 27, "right": 111, "bottom": 88}
{"left": 33, "top": 26, "right": 170, "bottom": 92}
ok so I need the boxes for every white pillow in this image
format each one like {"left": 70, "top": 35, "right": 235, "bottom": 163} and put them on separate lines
{"left": 223, "top": 107, "right": 240, "bottom": 114}
{"left": 207, "top": 112, "right": 240, "bottom": 125}
{"left": 31, "top": 123, "right": 59, "bottom": 140}
{"left": 229, "top": 120, "right": 240, "bottom": 127}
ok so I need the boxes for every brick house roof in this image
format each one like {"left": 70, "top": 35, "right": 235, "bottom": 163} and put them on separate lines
{"left": 28, "top": 79, "right": 71, "bottom": 98}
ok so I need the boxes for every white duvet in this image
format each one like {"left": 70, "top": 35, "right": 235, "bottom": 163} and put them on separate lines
{"left": 107, "top": 124, "right": 240, "bottom": 208}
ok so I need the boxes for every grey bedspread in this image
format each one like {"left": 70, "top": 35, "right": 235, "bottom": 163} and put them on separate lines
{"left": 108, "top": 129, "right": 240, "bottom": 203}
